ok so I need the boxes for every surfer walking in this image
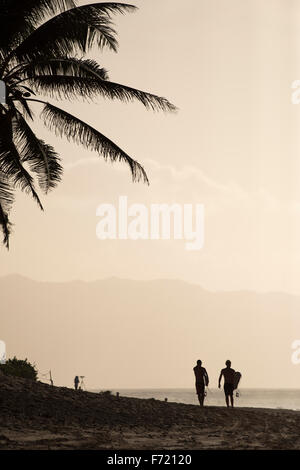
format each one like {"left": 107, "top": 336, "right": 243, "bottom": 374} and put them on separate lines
{"left": 193, "top": 359, "right": 209, "bottom": 407}
{"left": 218, "top": 360, "right": 235, "bottom": 407}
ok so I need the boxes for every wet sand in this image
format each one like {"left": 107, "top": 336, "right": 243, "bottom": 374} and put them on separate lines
{"left": 0, "top": 372, "right": 299, "bottom": 450}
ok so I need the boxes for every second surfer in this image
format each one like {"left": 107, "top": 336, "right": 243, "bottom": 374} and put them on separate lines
{"left": 193, "top": 359, "right": 209, "bottom": 407}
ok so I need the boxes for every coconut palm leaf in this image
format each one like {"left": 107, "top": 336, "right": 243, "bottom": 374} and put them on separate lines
{"left": 8, "top": 3, "right": 136, "bottom": 65}
{"left": 41, "top": 101, "right": 149, "bottom": 184}
{"left": 0, "top": 172, "right": 14, "bottom": 248}
{"left": 30, "top": 74, "right": 177, "bottom": 112}
{"left": 0, "top": 0, "right": 76, "bottom": 55}
{"left": 15, "top": 96, "right": 35, "bottom": 121}
{"left": 0, "top": 115, "right": 43, "bottom": 209}
{"left": 17, "top": 58, "right": 109, "bottom": 82}
{"left": 14, "top": 112, "right": 63, "bottom": 193}
{"left": 16, "top": 57, "right": 176, "bottom": 111}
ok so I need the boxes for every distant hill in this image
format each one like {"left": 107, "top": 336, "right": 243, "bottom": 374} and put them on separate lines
{"left": 0, "top": 275, "right": 299, "bottom": 388}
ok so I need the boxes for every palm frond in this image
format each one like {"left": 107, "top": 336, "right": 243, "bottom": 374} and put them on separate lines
{"left": 0, "top": 1, "right": 76, "bottom": 55}
{"left": 41, "top": 102, "right": 149, "bottom": 184}
{"left": 0, "top": 172, "right": 14, "bottom": 248}
{"left": 14, "top": 112, "right": 63, "bottom": 193}
{"left": 29, "top": 73, "right": 177, "bottom": 113}
{"left": 20, "top": 57, "right": 109, "bottom": 81}
{"left": 10, "top": 3, "right": 136, "bottom": 63}
{"left": 15, "top": 96, "right": 34, "bottom": 120}
{"left": 17, "top": 57, "right": 176, "bottom": 112}
{"left": 0, "top": 116, "right": 43, "bottom": 209}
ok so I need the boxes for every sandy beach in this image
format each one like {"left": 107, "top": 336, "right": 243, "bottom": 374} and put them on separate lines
{"left": 0, "top": 372, "right": 299, "bottom": 450}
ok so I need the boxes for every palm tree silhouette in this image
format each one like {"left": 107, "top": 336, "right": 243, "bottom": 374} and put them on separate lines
{"left": 0, "top": 1, "right": 176, "bottom": 248}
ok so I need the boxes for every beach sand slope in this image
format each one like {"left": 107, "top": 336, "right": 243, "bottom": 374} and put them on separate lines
{"left": 0, "top": 373, "right": 299, "bottom": 450}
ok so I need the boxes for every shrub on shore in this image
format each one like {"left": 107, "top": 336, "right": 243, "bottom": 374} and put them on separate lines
{"left": 0, "top": 357, "right": 38, "bottom": 381}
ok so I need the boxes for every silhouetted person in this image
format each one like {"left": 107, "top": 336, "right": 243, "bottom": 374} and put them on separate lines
{"left": 218, "top": 360, "right": 235, "bottom": 407}
{"left": 74, "top": 375, "right": 79, "bottom": 391}
{"left": 193, "top": 359, "right": 209, "bottom": 407}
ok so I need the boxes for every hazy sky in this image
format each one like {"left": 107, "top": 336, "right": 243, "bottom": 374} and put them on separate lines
{"left": 1, "top": 0, "right": 300, "bottom": 295}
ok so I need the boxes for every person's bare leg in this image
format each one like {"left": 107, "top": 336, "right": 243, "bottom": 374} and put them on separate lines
{"left": 225, "top": 395, "right": 229, "bottom": 407}
{"left": 198, "top": 393, "right": 204, "bottom": 407}
{"left": 230, "top": 394, "right": 234, "bottom": 407}
{"left": 200, "top": 393, "right": 204, "bottom": 407}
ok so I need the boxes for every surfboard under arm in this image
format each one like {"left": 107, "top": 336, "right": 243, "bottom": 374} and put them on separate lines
{"left": 233, "top": 371, "right": 242, "bottom": 390}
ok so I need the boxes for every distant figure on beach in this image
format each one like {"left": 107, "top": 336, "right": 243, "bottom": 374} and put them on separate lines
{"left": 218, "top": 360, "right": 235, "bottom": 407}
{"left": 74, "top": 376, "right": 79, "bottom": 391}
{"left": 193, "top": 360, "right": 209, "bottom": 407}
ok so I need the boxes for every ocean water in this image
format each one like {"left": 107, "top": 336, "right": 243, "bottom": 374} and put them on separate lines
{"left": 93, "top": 388, "right": 300, "bottom": 411}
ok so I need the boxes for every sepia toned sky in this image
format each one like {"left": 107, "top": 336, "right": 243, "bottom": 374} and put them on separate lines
{"left": 1, "top": 0, "right": 300, "bottom": 295}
